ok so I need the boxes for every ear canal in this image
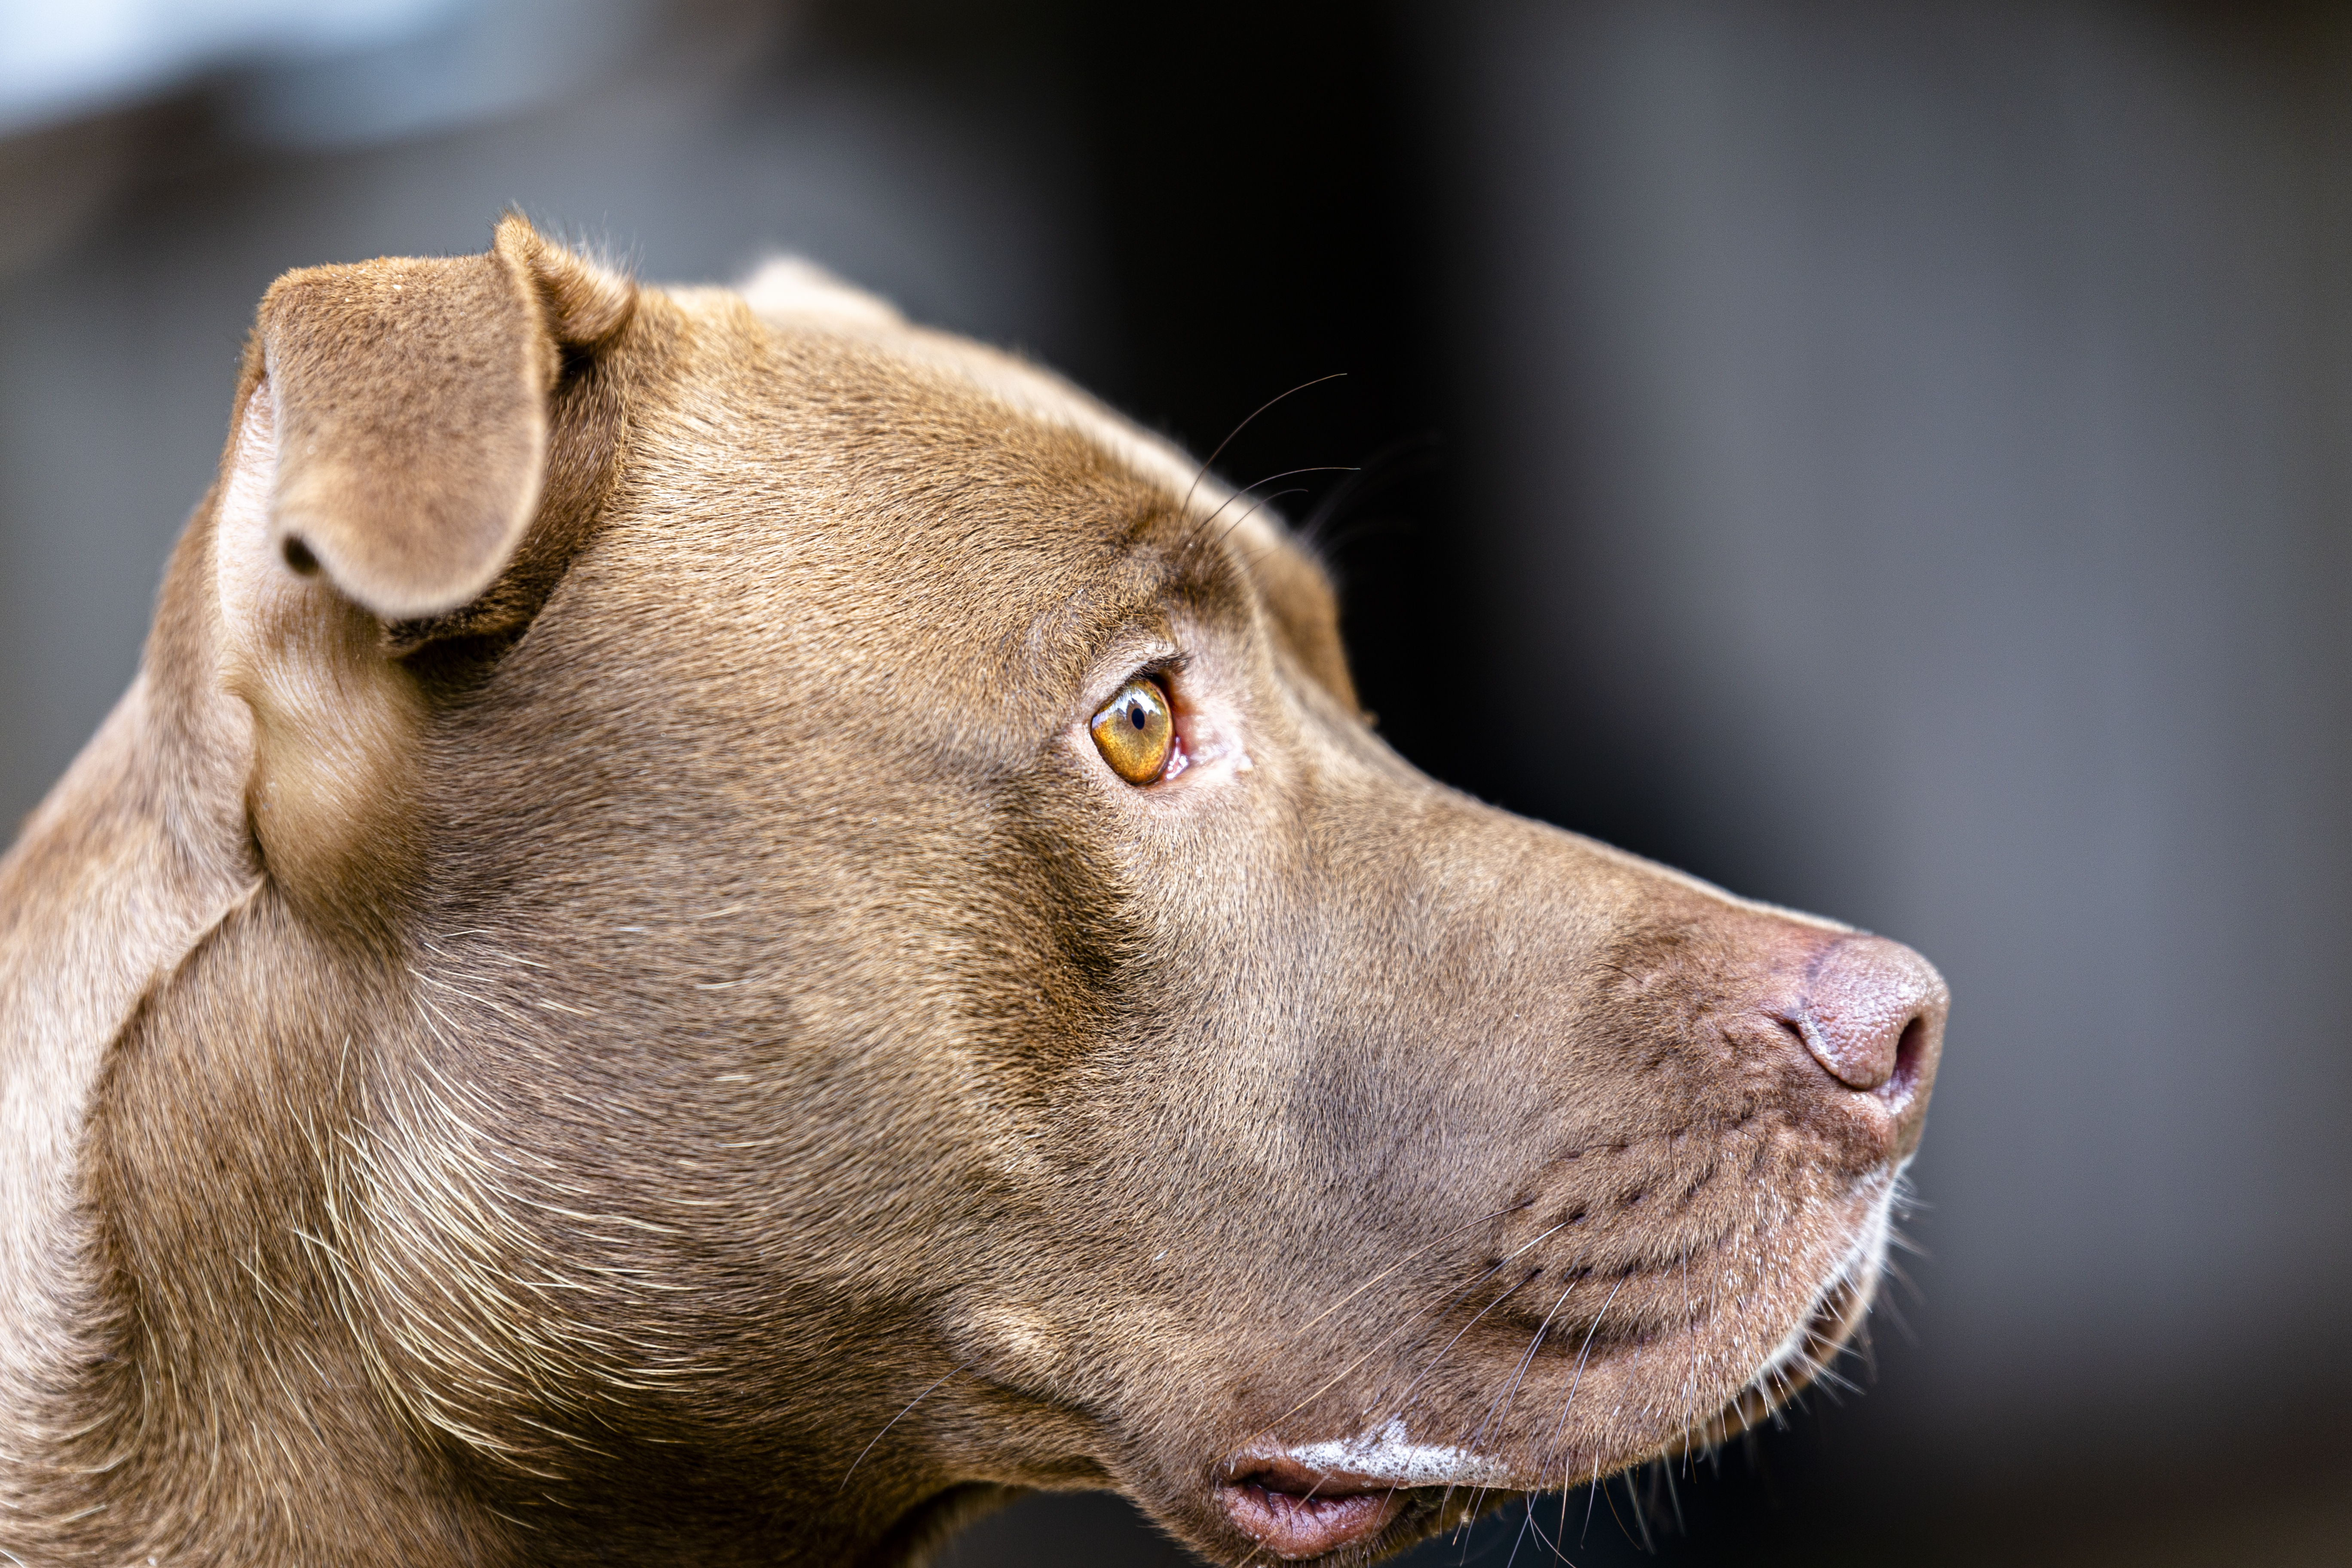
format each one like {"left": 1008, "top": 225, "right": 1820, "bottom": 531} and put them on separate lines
{"left": 257, "top": 218, "right": 635, "bottom": 622}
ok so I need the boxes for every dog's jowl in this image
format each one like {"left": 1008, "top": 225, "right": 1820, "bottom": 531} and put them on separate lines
{"left": 0, "top": 220, "right": 1946, "bottom": 1566}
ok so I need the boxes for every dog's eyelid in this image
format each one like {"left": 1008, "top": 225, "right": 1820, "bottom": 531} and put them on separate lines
{"left": 1136, "top": 651, "right": 1191, "bottom": 687}
{"left": 1078, "top": 640, "right": 1185, "bottom": 715}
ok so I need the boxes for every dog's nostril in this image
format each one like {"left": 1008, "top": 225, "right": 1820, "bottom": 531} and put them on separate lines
{"left": 1883, "top": 1015, "right": 1930, "bottom": 1103}
{"left": 1789, "top": 934, "right": 1948, "bottom": 1096}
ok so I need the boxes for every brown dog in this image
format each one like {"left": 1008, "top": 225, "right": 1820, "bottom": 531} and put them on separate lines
{"left": 0, "top": 218, "right": 1945, "bottom": 1566}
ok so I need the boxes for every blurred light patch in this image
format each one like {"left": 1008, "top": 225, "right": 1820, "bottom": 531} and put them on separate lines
{"left": 0, "top": 0, "right": 659, "bottom": 146}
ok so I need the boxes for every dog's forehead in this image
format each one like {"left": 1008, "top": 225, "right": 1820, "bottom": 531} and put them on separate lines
{"left": 581, "top": 291, "right": 1280, "bottom": 744}
{"left": 722, "top": 272, "right": 1211, "bottom": 503}
{"left": 694, "top": 284, "right": 1289, "bottom": 558}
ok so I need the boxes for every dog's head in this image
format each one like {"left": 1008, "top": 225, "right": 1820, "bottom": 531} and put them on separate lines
{"left": 166, "top": 219, "right": 1944, "bottom": 1563}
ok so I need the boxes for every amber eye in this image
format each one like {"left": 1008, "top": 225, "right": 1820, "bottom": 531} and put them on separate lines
{"left": 1090, "top": 677, "right": 1175, "bottom": 784}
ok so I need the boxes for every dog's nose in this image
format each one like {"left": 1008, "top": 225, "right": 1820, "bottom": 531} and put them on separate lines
{"left": 1787, "top": 934, "right": 1947, "bottom": 1109}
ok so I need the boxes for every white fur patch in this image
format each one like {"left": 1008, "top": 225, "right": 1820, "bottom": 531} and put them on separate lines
{"left": 1279, "top": 1417, "right": 1513, "bottom": 1488}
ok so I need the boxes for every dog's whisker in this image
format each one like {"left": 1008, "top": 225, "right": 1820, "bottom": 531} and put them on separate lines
{"left": 1196, "top": 467, "right": 1355, "bottom": 550}
{"left": 1519, "top": 1492, "right": 1571, "bottom": 1564}
{"left": 836, "top": 1359, "right": 978, "bottom": 1493}
{"left": 1467, "top": 1274, "right": 1579, "bottom": 1457}
{"left": 1242, "top": 1239, "right": 1536, "bottom": 1453}
{"left": 1208, "top": 487, "right": 1315, "bottom": 556}
{"left": 1228, "top": 1200, "right": 1531, "bottom": 1407}
{"left": 1539, "top": 1276, "right": 1626, "bottom": 1478}
{"left": 1500, "top": 1494, "right": 1539, "bottom": 1568}
{"left": 1176, "top": 372, "right": 1350, "bottom": 526}
{"left": 1443, "top": 1271, "right": 1585, "bottom": 1525}
{"left": 1295, "top": 432, "right": 1443, "bottom": 552}
{"left": 1578, "top": 1457, "right": 1604, "bottom": 1548}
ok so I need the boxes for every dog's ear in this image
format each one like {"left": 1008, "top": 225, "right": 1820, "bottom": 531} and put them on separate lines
{"left": 253, "top": 214, "right": 633, "bottom": 620}
{"left": 210, "top": 218, "right": 634, "bottom": 909}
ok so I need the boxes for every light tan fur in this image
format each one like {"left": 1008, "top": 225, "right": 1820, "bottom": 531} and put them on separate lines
{"left": 0, "top": 219, "right": 1945, "bottom": 1566}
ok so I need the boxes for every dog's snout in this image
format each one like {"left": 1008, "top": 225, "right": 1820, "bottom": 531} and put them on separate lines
{"left": 1786, "top": 934, "right": 1948, "bottom": 1108}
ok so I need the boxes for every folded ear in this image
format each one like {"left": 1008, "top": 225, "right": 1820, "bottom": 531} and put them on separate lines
{"left": 210, "top": 218, "right": 634, "bottom": 913}
{"left": 257, "top": 214, "right": 634, "bottom": 620}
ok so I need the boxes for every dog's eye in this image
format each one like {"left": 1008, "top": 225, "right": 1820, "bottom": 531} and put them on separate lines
{"left": 1090, "top": 677, "right": 1175, "bottom": 784}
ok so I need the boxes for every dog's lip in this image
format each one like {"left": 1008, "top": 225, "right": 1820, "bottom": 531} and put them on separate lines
{"left": 1215, "top": 1422, "right": 1516, "bottom": 1558}
{"left": 1214, "top": 1470, "right": 1407, "bottom": 1560}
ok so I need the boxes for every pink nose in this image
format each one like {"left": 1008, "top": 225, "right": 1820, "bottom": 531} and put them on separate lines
{"left": 1789, "top": 934, "right": 1948, "bottom": 1103}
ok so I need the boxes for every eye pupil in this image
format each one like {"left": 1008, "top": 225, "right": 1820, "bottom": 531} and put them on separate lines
{"left": 1128, "top": 704, "right": 1145, "bottom": 729}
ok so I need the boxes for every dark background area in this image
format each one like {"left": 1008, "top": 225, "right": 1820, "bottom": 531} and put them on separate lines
{"left": 3, "top": 2, "right": 2347, "bottom": 1563}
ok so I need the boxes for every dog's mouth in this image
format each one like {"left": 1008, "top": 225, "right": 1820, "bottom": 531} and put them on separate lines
{"left": 1213, "top": 1306, "right": 1861, "bottom": 1562}
{"left": 1215, "top": 1468, "right": 1404, "bottom": 1559}
{"left": 1214, "top": 1439, "right": 1485, "bottom": 1559}
{"left": 1216, "top": 1419, "right": 1521, "bottom": 1557}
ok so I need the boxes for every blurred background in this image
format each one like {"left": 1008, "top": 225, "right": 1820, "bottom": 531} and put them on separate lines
{"left": 3, "top": 1, "right": 2346, "bottom": 1562}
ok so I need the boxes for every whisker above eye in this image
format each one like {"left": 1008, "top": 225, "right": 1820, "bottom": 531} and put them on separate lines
{"left": 1176, "top": 372, "right": 1350, "bottom": 527}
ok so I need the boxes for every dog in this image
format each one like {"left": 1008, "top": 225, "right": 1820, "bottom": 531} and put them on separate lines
{"left": 0, "top": 217, "right": 1946, "bottom": 1566}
